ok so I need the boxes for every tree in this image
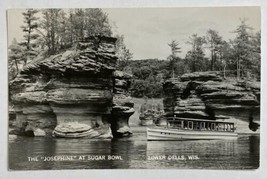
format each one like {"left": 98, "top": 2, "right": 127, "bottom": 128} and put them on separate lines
{"left": 65, "top": 8, "right": 112, "bottom": 42}
{"left": 249, "top": 31, "right": 261, "bottom": 79}
{"left": 167, "top": 40, "right": 181, "bottom": 78}
{"left": 185, "top": 34, "right": 206, "bottom": 72}
{"left": 20, "top": 9, "right": 40, "bottom": 64}
{"left": 217, "top": 40, "right": 233, "bottom": 78}
{"left": 57, "top": 10, "right": 70, "bottom": 49}
{"left": 231, "top": 19, "right": 254, "bottom": 79}
{"left": 64, "top": 9, "right": 77, "bottom": 44}
{"left": 168, "top": 40, "right": 181, "bottom": 56}
{"left": 8, "top": 39, "right": 25, "bottom": 80}
{"left": 71, "top": 9, "right": 86, "bottom": 42}
{"left": 205, "top": 29, "right": 223, "bottom": 71}
{"left": 83, "top": 9, "right": 112, "bottom": 37}
{"left": 38, "top": 9, "right": 63, "bottom": 55}
{"left": 38, "top": 8, "right": 113, "bottom": 55}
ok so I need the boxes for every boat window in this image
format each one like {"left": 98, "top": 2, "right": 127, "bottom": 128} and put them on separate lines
{"left": 193, "top": 121, "right": 200, "bottom": 130}
{"left": 188, "top": 121, "right": 193, "bottom": 130}
{"left": 211, "top": 123, "right": 216, "bottom": 130}
{"left": 218, "top": 123, "right": 223, "bottom": 131}
{"left": 184, "top": 121, "right": 188, "bottom": 129}
{"left": 224, "top": 124, "right": 227, "bottom": 131}
{"left": 229, "top": 124, "right": 232, "bottom": 131}
{"left": 200, "top": 122, "right": 205, "bottom": 130}
{"left": 230, "top": 124, "right": 234, "bottom": 131}
{"left": 221, "top": 124, "right": 225, "bottom": 131}
{"left": 207, "top": 122, "right": 211, "bottom": 130}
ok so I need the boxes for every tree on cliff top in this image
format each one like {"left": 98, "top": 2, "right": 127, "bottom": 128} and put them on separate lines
{"left": 83, "top": 9, "right": 112, "bottom": 37}
{"left": 249, "top": 31, "right": 261, "bottom": 79}
{"left": 231, "top": 19, "right": 254, "bottom": 79}
{"left": 205, "top": 29, "right": 223, "bottom": 71}
{"left": 38, "top": 8, "right": 113, "bottom": 55}
{"left": 67, "top": 9, "right": 112, "bottom": 42}
{"left": 185, "top": 34, "right": 207, "bottom": 72}
{"left": 167, "top": 40, "right": 181, "bottom": 78}
{"left": 217, "top": 40, "right": 233, "bottom": 78}
{"left": 20, "top": 9, "right": 40, "bottom": 65}
{"left": 38, "top": 9, "right": 63, "bottom": 55}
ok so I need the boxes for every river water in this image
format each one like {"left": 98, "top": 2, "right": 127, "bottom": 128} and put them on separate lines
{"left": 9, "top": 128, "right": 259, "bottom": 170}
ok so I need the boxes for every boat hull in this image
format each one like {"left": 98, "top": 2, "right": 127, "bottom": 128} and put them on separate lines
{"left": 147, "top": 127, "right": 238, "bottom": 141}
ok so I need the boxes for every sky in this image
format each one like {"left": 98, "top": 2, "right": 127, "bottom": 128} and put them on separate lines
{"left": 7, "top": 7, "right": 260, "bottom": 59}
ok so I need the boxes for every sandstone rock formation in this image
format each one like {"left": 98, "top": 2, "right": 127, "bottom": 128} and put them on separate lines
{"left": 110, "top": 71, "right": 135, "bottom": 137}
{"left": 9, "top": 36, "right": 134, "bottom": 138}
{"left": 163, "top": 71, "right": 260, "bottom": 131}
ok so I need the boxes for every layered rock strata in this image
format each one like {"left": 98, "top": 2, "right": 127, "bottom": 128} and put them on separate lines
{"left": 10, "top": 74, "right": 57, "bottom": 136}
{"left": 110, "top": 71, "right": 135, "bottom": 137}
{"left": 10, "top": 36, "right": 120, "bottom": 138}
{"left": 163, "top": 71, "right": 260, "bottom": 131}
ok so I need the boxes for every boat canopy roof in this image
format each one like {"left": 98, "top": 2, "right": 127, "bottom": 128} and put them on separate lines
{"left": 167, "top": 117, "right": 235, "bottom": 125}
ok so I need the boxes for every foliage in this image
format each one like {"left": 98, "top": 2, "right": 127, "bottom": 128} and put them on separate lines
{"left": 205, "top": 29, "right": 223, "bottom": 71}
{"left": 9, "top": 9, "right": 261, "bottom": 98}
{"left": 20, "top": 9, "right": 40, "bottom": 64}
{"left": 128, "top": 22, "right": 260, "bottom": 98}
{"left": 185, "top": 34, "right": 207, "bottom": 72}
{"left": 131, "top": 79, "right": 162, "bottom": 98}
{"left": 231, "top": 19, "right": 257, "bottom": 79}
{"left": 39, "top": 9, "right": 64, "bottom": 55}
{"left": 127, "top": 59, "right": 168, "bottom": 98}
{"left": 167, "top": 40, "right": 182, "bottom": 78}
{"left": 8, "top": 39, "right": 25, "bottom": 80}
{"left": 37, "top": 8, "right": 113, "bottom": 55}
{"left": 249, "top": 31, "right": 261, "bottom": 79}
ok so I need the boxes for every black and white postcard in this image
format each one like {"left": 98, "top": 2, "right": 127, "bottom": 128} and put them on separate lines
{"left": 1, "top": 1, "right": 267, "bottom": 179}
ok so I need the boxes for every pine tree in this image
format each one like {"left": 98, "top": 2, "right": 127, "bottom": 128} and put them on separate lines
{"left": 217, "top": 40, "right": 232, "bottom": 78}
{"left": 205, "top": 29, "right": 223, "bottom": 71}
{"left": 38, "top": 8, "right": 113, "bottom": 55}
{"left": 167, "top": 40, "right": 181, "bottom": 78}
{"left": 186, "top": 34, "right": 206, "bottom": 72}
{"left": 249, "top": 31, "right": 261, "bottom": 79}
{"left": 84, "top": 8, "right": 112, "bottom": 37}
{"left": 39, "top": 9, "right": 63, "bottom": 55}
{"left": 20, "top": 9, "right": 39, "bottom": 64}
{"left": 72, "top": 9, "right": 85, "bottom": 41}
{"left": 231, "top": 19, "right": 254, "bottom": 79}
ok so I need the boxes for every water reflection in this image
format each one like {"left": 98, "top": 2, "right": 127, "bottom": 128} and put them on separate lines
{"left": 9, "top": 134, "right": 259, "bottom": 170}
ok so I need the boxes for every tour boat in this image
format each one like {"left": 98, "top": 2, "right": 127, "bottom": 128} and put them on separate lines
{"left": 147, "top": 117, "right": 238, "bottom": 141}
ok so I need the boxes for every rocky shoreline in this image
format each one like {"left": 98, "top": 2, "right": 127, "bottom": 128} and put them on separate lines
{"left": 9, "top": 36, "right": 260, "bottom": 138}
{"left": 163, "top": 71, "right": 260, "bottom": 132}
{"left": 9, "top": 36, "right": 134, "bottom": 139}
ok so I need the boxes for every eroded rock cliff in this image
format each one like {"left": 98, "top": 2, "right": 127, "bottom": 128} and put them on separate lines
{"left": 110, "top": 71, "right": 135, "bottom": 137}
{"left": 10, "top": 36, "right": 134, "bottom": 138}
{"left": 163, "top": 71, "right": 260, "bottom": 131}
